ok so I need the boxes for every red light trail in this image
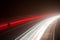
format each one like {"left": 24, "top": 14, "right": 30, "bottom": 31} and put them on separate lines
{"left": 0, "top": 23, "right": 8, "bottom": 30}
{"left": 0, "top": 14, "right": 55, "bottom": 30}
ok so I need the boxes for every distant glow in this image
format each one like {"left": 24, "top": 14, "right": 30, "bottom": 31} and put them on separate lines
{"left": 15, "top": 15, "right": 60, "bottom": 40}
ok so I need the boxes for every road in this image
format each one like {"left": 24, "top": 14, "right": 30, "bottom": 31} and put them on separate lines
{"left": 54, "top": 19, "right": 60, "bottom": 40}
{"left": 0, "top": 17, "right": 44, "bottom": 40}
{"left": 15, "top": 15, "right": 60, "bottom": 40}
{"left": 0, "top": 15, "right": 60, "bottom": 40}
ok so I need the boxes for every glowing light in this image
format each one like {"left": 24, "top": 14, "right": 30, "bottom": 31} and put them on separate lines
{"left": 10, "top": 14, "right": 51, "bottom": 26}
{"left": 0, "top": 23, "right": 8, "bottom": 30}
{"left": 15, "top": 15, "right": 60, "bottom": 40}
{"left": 0, "top": 14, "right": 55, "bottom": 30}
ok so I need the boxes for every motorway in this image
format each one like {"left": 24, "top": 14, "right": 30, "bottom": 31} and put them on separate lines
{"left": 54, "top": 19, "right": 60, "bottom": 40}
{"left": 15, "top": 15, "right": 59, "bottom": 40}
{"left": 1, "top": 1, "right": 60, "bottom": 40}
{"left": 0, "top": 17, "right": 44, "bottom": 40}
{"left": 0, "top": 15, "right": 60, "bottom": 40}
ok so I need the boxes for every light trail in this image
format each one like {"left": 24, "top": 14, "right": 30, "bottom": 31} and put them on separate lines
{"left": 10, "top": 14, "right": 52, "bottom": 27}
{"left": 15, "top": 15, "right": 60, "bottom": 40}
{"left": 0, "top": 23, "right": 8, "bottom": 30}
{"left": 0, "top": 14, "right": 53, "bottom": 30}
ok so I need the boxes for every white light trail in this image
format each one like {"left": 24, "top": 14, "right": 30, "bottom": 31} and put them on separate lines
{"left": 15, "top": 15, "right": 60, "bottom": 40}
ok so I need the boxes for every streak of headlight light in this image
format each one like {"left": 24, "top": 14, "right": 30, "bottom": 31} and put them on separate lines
{"left": 15, "top": 15, "right": 60, "bottom": 40}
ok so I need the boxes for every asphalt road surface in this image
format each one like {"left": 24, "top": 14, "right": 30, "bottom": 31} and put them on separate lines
{"left": 54, "top": 19, "right": 60, "bottom": 40}
{"left": 0, "top": 17, "right": 43, "bottom": 40}
{"left": 15, "top": 15, "right": 59, "bottom": 40}
{"left": 0, "top": 15, "right": 60, "bottom": 40}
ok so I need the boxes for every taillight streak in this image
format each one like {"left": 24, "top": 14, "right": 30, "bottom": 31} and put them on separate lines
{"left": 0, "top": 14, "right": 54, "bottom": 30}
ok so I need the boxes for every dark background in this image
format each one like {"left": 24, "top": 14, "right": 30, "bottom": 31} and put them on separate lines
{"left": 0, "top": 0, "right": 60, "bottom": 22}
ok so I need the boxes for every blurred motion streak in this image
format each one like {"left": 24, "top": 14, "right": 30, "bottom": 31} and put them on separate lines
{"left": 10, "top": 14, "right": 55, "bottom": 26}
{"left": 15, "top": 15, "right": 60, "bottom": 40}
{"left": 0, "top": 23, "right": 8, "bottom": 30}
{"left": 0, "top": 14, "right": 55, "bottom": 30}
